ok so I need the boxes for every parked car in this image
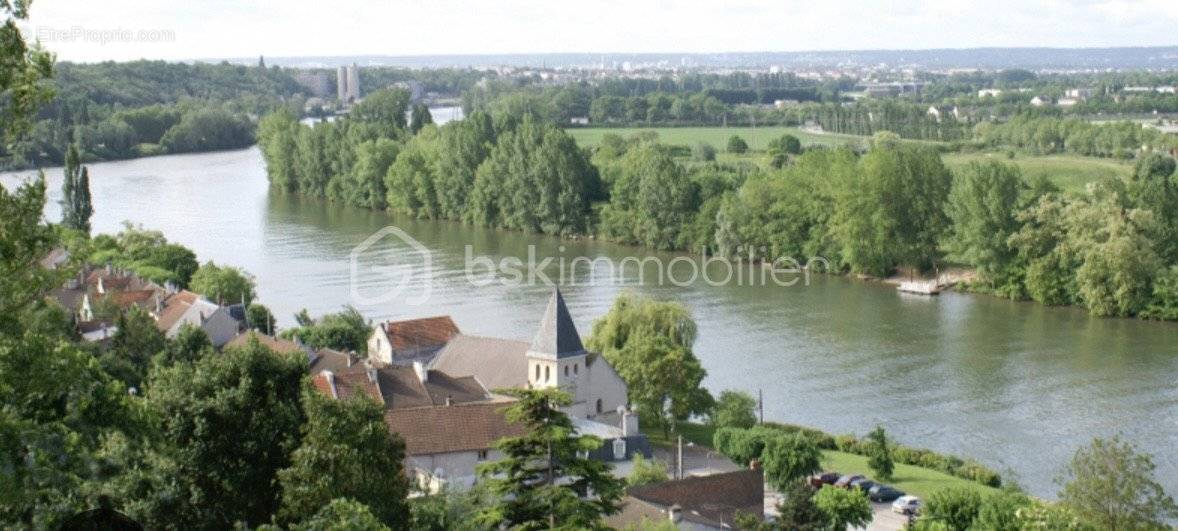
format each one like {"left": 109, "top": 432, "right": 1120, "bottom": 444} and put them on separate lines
{"left": 849, "top": 478, "right": 877, "bottom": 493}
{"left": 892, "top": 495, "right": 921, "bottom": 515}
{"left": 808, "top": 472, "right": 841, "bottom": 488}
{"left": 834, "top": 474, "right": 864, "bottom": 488}
{"left": 869, "top": 485, "right": 905, "bottom": 502}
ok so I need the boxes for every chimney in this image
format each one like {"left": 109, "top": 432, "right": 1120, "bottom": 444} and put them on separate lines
{"left": 668, "top": 505, "right": 682, "bottom": 523}
{"left": 346, "top": 352, "right": 355, "bottom": 367}
{"left": 749, "top": 458, "right": 762, "bottom": 471}
{"left": 444, "top": 395, "right": 453, "bottom": 406}
{"left": 412, "top": 360, "right": 428, "bottom": 383}
{"left": 621, "top": 408, "right": 639, "bottom": 437}
{"left": 322, "top": 371, "right": 338, "bottom": 399}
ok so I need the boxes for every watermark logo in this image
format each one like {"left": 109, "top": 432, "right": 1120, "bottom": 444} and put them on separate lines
{"left": 349, "top": 225, "right": 830, "bottom": 307}
{"left": 349, "top": 226, "right": 432, "bottom": 306}
{"left": 34, "top": 25, "right": 176, "bottom": 45}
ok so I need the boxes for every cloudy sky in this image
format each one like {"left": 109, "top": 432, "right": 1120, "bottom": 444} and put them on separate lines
{"left": 17, "top": 0, "right": 1178, "bottom": 62}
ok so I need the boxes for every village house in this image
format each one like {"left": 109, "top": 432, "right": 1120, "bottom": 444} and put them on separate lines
{"left": 154, "top": 290, "right": 242, "bottom": 348}
{"left": 606, "top": 468, "right": 766, "bottom": 530}
{"left": 344, "top": 289, "right": 650, "bottom": 491}
{"left": 926, "top": 105, "right": 961, "bottom": 122}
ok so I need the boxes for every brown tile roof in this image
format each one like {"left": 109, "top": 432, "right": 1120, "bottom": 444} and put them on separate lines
{"left": 311, "top": 363, "right": 491, "bottom": 410}
{"left": 616, "top": 469, "right": 764, "bottom": 528}
{"left": 224, "top": 331, "right": 307, "bottom": 355}
{"left": 381, "top": 316, "right": 460, "bottom": 352}
{"left": 309, "top": 348, "right": 361, "bottom": 374}
{"left": 110, "top": 289, "right": 158, "bottom": 309}
{"left": 428, "top": 334, "right": 530, "bottom": 391}
{"left": 384, "top": 400, "right": 525, "bottom": 456}
{"left": 154, "top": 290, "right": 201, "bottom": 332}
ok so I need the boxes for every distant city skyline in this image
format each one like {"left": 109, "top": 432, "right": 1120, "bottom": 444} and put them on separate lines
{"left": 19, "top": 0, "right": 1178, "bottom": 64}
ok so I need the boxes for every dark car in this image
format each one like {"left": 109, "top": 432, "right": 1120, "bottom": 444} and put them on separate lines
{"left": 869, "top": 485, "right": 905, "bottom": 502}
{"left": 808, "top": 472, "right": 841, "bottom": 488}
{"left": 834, "top": 474, "right": 864, "bottom": 488}
{"left": 849, "top": 478, "right": 877, "bottom": 493}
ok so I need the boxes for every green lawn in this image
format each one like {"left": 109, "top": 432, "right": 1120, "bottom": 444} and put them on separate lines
{"left": 566, "top": 126, "right": 868, "bottom": 151}
{"left": 642, "top": 420, "right": 999, "bottom": 499}
{"left": 820, "top": 450, "right": 1000, "bottom": 499}
{"left": 943, "top": 152, "right": 1133, "bottom": 193}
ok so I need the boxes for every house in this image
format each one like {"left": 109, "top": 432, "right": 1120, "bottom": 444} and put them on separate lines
{"left": 1030, "top": 96, "right": 1049, "bottom": 107}
{"left": 1057, "top": 97, "right": 1080, "bottom": 108}
{"left": 977, "top": 89, "right": 1003, "bottom": 98}
{"left": 605, "top": 468, "right": 765, "bottom": 530}
{"left": 569, "top": 117, "right": 589, "bottom": 125}
{"left": 926, "top": 105, "right": 960, "bottom": 122}
{"left": 155, "top": 290, "right": 242, "bottom": 348}
{"left": 427, "top": 289, "right": 629, "bottom": 420}
{"left": 1065, "top": 88, "right": 1093, "bottom": 99}
{"left": 368, "top": 315, "right": 460, "bottom": 365}
{"left": 225, "top": 330, "right": 310, "bottom": 356}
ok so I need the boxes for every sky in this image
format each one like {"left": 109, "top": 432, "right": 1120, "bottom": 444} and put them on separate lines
{"left": 16, "top": 0, "right": 1178, "bottom": 63}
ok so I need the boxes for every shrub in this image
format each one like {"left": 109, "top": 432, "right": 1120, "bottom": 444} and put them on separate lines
{"left": 726, "top": 135, "right": 749, "bottom": 154}
{"left": 693, "top": 142, "right": 716, "bottom": 162}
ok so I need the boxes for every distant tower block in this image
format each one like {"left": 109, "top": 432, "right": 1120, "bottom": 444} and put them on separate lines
{"left": 346, "top": 63, "right": 360, "bottom": 102}
{"left": 337, "top": 65, "right": 349, "bottom": 102}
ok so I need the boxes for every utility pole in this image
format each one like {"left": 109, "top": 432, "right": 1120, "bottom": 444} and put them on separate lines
{"left": 676, "top": 435, "right": 684, "bottom": 480}
{"left": 758, "top": 388, "right": 764, "bottom": 424}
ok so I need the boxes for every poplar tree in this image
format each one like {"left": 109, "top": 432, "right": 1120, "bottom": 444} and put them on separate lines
{"left": 60, "top": 144, "right": 93, "bottom": 234}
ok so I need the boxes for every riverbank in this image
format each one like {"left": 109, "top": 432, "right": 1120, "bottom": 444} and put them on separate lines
{"left": 642, "top": 420, "right": 1001, "bottom": 499}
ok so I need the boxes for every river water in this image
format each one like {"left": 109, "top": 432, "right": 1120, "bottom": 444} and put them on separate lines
{"left": 3, "top": 145, "right": 1176, "bottom": 498}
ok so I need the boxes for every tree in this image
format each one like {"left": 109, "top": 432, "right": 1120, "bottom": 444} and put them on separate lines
{"left": 923, "top": 487, "right": 983, "bottom": 531}
{"left": 710, "top": 390, "right": 758, "bottom": 430}
{"left": 107, "top": 305, "right": 167, "bottom": 387}
{"left": 410, "top": 103, "right": 434, "bottom": 135}
{"left": 189, "top": 261, "right": 256, "bottom": 305}
{"left": 598, "top": 144, "right": 700, "bottom": 250}
{"left": 627, "top": 454, "right": 669, "bottom": 487}
{"left": 138, "top": 338, "right": 307, "bottom": 528}
{"left": 246, "top": 302, "right": 278, "bottom": 334}
{"left": 812, "top": 485, "right": 872, "bottom": 530}
{"left": 942, "top": 161, "right": 1027, "bottom": 297}
{"left": 290, "top": 498, "right": 390, "bottom": 531}
{"left": 1127, "top": 153, "right": 1178, "bottom": 263}
{"left": 692, "top": 141, "right": 716, "bottom": 162}
{"left": 761, "top": 432, "right": 822, "bottom": 490}
{"left": 768, "top": 133, "right": 802, "bottom": 155}
{"left": 726, "top": 135, "right": 748, "bottom": 154}
{"left": 282, "top": 306, "right": 370, "bottom": 352}
{"left": 277, "top": 392, "right": 410, "bottom": 525}
{"left": 0, "top": 177, "right": 59, "bottom": 335}
{"left": 157, "top": 323, "right": 213, "bottom": 366}
{"left": 476, "top": 388, "right": 624, "bottom": 530}
{"left": 60, "top": 144, "right": 94, "bottom": 234}
{"left": 587, "top": 293, "right": 713, "bottom": 437}
{"left": 768, "top": 481, "right": 829, "bottom": 531}
{"left": 1058, "top": 436, "right": 1178, "bottom": 530}
{"left": 1068, "top": 183, "right": 1160, "bottom": 317}
{"left": 865, "top": 426, "right": 894, "bottom": 481}
{"left": 0, "top": 0, "right": 54, "bottom": 141}
{"left": 975, "top": 490, "right": 1033, "bottom": 530}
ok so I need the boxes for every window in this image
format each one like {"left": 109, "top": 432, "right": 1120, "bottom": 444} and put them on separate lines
{"left": 573, "top": 363, "right": 578, "bottom": 375}
{"left": 544, "top": 366, "right": 550, "bottom": 382}
{"left": 596, "top": 399, "right": 603, "bottom": 414}
{"left": 477, "top": 450, "right": 488, "bottom": 461}
{"left": 535, "top": 364, "right": 540, "bottom": 381}
{"left": 612, "top": 438, "right": 627, "bottom": 460}
{"left": 564, "top": 365, "right": 569, "bottom": 377}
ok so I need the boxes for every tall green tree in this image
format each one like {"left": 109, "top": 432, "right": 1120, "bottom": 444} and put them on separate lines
{"left": 922, "top": 487, "right": 983, "bottom": 531}
{"left": 189, "top": 261, "right": 256, "bottom": 306}
{"left": 1058, "top": 436, "right": 1178, "bottom": 530}
{"left": 0, "top": 177, "right": 58, "bottom": 335}
{"left": 277, "top": 392, "right": 410, "bottom": 526}
{"left": 0, "top": 0, "right": 54, "bottom": 141}
{"left": 409, "top": 103, "right": 434, "bottom": 134}
{"left": 761, "top": 432, "right": 823, "bottom": 490}
{"left": 60, "top": 144, "right": 94, "bottom": 234}
{"left": 476, "top": 388, "right": 624, "bottom": 530}
{"left": 710, "top": 390, "right": 758, "bottom": 430}
{"left": 865, "top": 426, "right": 894, "bottom": 481}
{"left": 1126, "top": 153, "right": 1178, "bottom": 263}
{"left": 586, "top": 293, "right": 713, "bottom": 437}
{"left": 137, "top": 339, "right": 307, "bottom": 528}
{"left": 943, "top": 161, "right": 1027, "bottom": 297}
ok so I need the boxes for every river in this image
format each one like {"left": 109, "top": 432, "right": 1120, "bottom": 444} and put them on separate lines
{"left": 3, "top": 145, "right": 1176, "bottom": 498}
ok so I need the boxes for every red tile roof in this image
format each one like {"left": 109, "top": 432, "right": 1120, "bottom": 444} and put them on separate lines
{"left": 381, "top": 316, "right": 460, "bottom": 352}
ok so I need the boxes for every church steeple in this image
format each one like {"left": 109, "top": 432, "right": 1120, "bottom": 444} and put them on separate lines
{"left": 528, "top": 288, "right": 585, "bottom": 359}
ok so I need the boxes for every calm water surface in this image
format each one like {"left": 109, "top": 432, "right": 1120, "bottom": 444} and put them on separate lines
{"left": 4, "top": 146, "right": 1176, "bottom": 498}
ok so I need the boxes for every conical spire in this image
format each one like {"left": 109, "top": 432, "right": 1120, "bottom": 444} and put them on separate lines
{"left": 529, "top": 288, "right": 585, "bottom": 359}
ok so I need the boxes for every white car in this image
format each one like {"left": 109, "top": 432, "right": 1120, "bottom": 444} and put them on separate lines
{"left": 892, "top": 495, "right": 921, "bottom": 515}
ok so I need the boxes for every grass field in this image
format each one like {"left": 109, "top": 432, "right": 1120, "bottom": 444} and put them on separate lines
{"left": 943, "top": 152, "right": 1133, "bottom": 193}
{"left": 642, "top": 420, "right": 999, "bottom": 499}
{"left": 566, "top": 126, "right": 868, "bottom": 151}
